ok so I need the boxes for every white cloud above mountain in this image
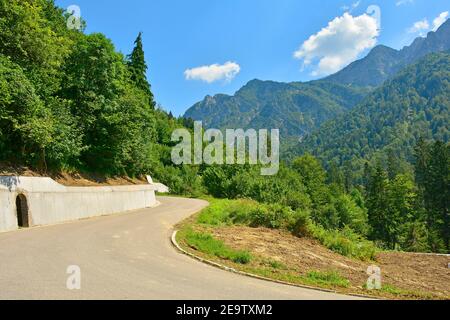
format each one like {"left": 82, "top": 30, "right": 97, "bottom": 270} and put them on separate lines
{"left": 408, "top": 19, "right": 430, "bottom": 35}
{"left": 408, "top": 11, "right": 449, "bottom": 36}
{"left": 433, "top": 11, "right": 449, "bottom": 31}
{"left": 293, "top": 12, "right": 379, "bottom": 76}
{"left": 184, "top": 62, "right": 241, "bottom": 83}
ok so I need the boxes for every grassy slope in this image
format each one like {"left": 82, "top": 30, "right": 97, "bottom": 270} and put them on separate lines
{"left": 176, "top": 198, "right": 448, "bottom": 300}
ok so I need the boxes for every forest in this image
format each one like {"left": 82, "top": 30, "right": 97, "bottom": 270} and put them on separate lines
{"left": 0, "top": 0, "right": 448, "bottom": 254}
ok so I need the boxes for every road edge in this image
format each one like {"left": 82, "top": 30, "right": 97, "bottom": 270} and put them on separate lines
{"left": 171, "top": 230, "right": 376, "bottom": 300}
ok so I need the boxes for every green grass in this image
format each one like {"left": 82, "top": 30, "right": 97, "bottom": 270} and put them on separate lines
{"left": 244, "top": 267, "right": 350, "bottom": 289}
{"left": 304, "top": 271, "right": 350, "bottom": 288}
{"left": 262, "top": 259, "right": 287, "bottom": 270}
{"left": 361, "top": 283, "right": 435, "bottom": 299}
{"left": 183, "top": 228, "right": 252, "bottom": 264}
{"left": 197, "top": 199, "right": 236, "bottom": 225}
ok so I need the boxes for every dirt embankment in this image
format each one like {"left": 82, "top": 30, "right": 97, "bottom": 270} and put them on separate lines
{"left": 207, "top": 226, "right": 450, "bottom": 299}
{"left": 0, "top": 164, "right": 147, "bottom": 186}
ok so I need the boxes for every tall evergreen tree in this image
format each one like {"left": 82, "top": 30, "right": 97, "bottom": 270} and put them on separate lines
{"left": 363, "top": 162, "right": 373, "bottom": 195}
{"left": 328, "top": 162, "right": 345, "bottom": 190}
{"left": 414, "top": 139, "right": 449, "bottom": 252}
{"left": 366, "top": 166, "right": 388, "bottom": 243}
{"left": 414, "top": 138, "right": 430, "bottom": 196}
{"left": 428, "top": 141, "right": 449, "bottom": 250}
{"left": 387, "top": 148, "right": 400, "bottom": 180}
{"left": 127, "top": 32, "right": 155, "bottom": 108}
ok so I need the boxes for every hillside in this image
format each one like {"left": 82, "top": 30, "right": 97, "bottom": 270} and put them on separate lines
{"left": 185, "top": 79, "right": 371, "bottom": 138}
{"left": 177, "top": 199, "right": 450, "bottom": 300}
{"left": 295, "top": 51, "right": 450, "bottom": 168}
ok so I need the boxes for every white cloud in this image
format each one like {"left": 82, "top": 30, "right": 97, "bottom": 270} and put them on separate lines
{"left": 341, "top": 1, "right": 360, "bottom": 12}
{"left": 396, "top": 0, "right": 414, "bottom": 6}
{"left": 432, "top": 11, "right": 449, "bottom": 31}
{"left": 293, "top": 12, "right": 379, "bottom": 76}
{"left": 408, "top": 19, "right": 430, "bottom": 35}
{"left": 407, "top": 11, "right": 449, "bottom": 36}
{"left": 184, "top": 61, "right": 240, "bottom": 83}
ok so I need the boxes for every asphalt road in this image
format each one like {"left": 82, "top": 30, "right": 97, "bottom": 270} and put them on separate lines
{"left": 0, "top": 197, "right": 360, "bottom": 300}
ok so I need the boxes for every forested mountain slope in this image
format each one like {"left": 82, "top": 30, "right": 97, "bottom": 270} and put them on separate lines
{"left": 185, "top": 79, "right": 371, "bottom": 138}
{"left": 296, "top": 51, "right": 450, "bottom": 169}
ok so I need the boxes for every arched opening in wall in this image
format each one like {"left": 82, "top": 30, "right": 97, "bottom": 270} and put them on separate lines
{"left": 16, "top": 194, "right": 29, "bottom": 228}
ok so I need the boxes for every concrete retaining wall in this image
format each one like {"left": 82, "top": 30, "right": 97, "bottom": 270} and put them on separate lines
{"left": 0, "top": 176, "right": 165, "bottom": 233}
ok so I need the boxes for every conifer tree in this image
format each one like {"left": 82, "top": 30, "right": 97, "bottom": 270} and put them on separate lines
{"left": 127, "top": 32, "right": 155, "bottom": 108}
{"left": 366, "top": 165, "right": 389, "bottom": 245}
{"left": 428, "top": 141, "right": 449, "bottom": 250}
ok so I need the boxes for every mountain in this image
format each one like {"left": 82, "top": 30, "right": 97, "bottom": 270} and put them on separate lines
{"left": 325, "top": 19, "right": 450, "bottom": 86}
{"left": 184, "top": 20, "right": 450, "bottom": 139}
{"left": 295, "top": 51, "right": 450, "bottom": 168}
{"left": 324, "top": 45, "right": 402, "bottom": 87}
{"left": 185, "top": 79, "right": 371, "bottom": 138}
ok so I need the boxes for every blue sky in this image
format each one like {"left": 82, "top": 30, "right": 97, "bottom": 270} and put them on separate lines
{"left": 55, "top": 0, "right": 450, "bottom": 116}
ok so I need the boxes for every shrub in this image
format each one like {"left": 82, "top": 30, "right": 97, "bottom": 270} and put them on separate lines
{"left": 399, "top": 221, "right": 430, "bottom": 252}
{"left": 308, "top": 224, "right": 378, "bottom": 261}
{"left": 290, "top": 209, "right": 313, "bottom": 236}
{"left": 248, "top": 203, "right": 296, "bottom": 229}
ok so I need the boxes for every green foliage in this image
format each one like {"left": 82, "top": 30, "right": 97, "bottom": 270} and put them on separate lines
{"left": 366, "top": 165, "right": 419, "bottom": 249}
{"left": 292, "top": 153, "right": 326, "bottom": 193}
{"left": 414, "top": 139, "right": 449, "bottom": 252}
{"left": 202, "top": 164, "right": 311, "bottom": 210}
{"left": 0, "top": 0, "right": 73, "bottom": 96}
{"left": 58, "top": 32, "right": 156, "bottom": 175}
{"left": 0, "top": 0, "right": 189, "bottom": 178}
{"left": 154, "top": 164, "right": 204, "bottom": 196}
{"left": 246, "top": 204, "right": 296, "bottom": 229}
{"left": 197, "top": 199, "right": 297, "bottom": 230}
{"left": 398, "top": 221, "right": 430, "bottom": 253}
{"left": 361, "top": 143, "right": 449, "bottom": 254}
{"left": 184, "top": 229, "right": 252, "bottom": 264}
{"left": 332, "top": 193, "right": 369, "bottom": 235}
{"left": 307, "top": 223, "right": 378, "bottom": 261}
{"left": 0, "top": 55, "right": 55, "bottom": 166}
{"left": 197, "top": 199, "right": 377, "bottom": 261}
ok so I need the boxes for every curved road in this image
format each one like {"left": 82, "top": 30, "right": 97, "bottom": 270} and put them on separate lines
{"left": 0, "top": 197, "right": 358, "bottom": 300}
